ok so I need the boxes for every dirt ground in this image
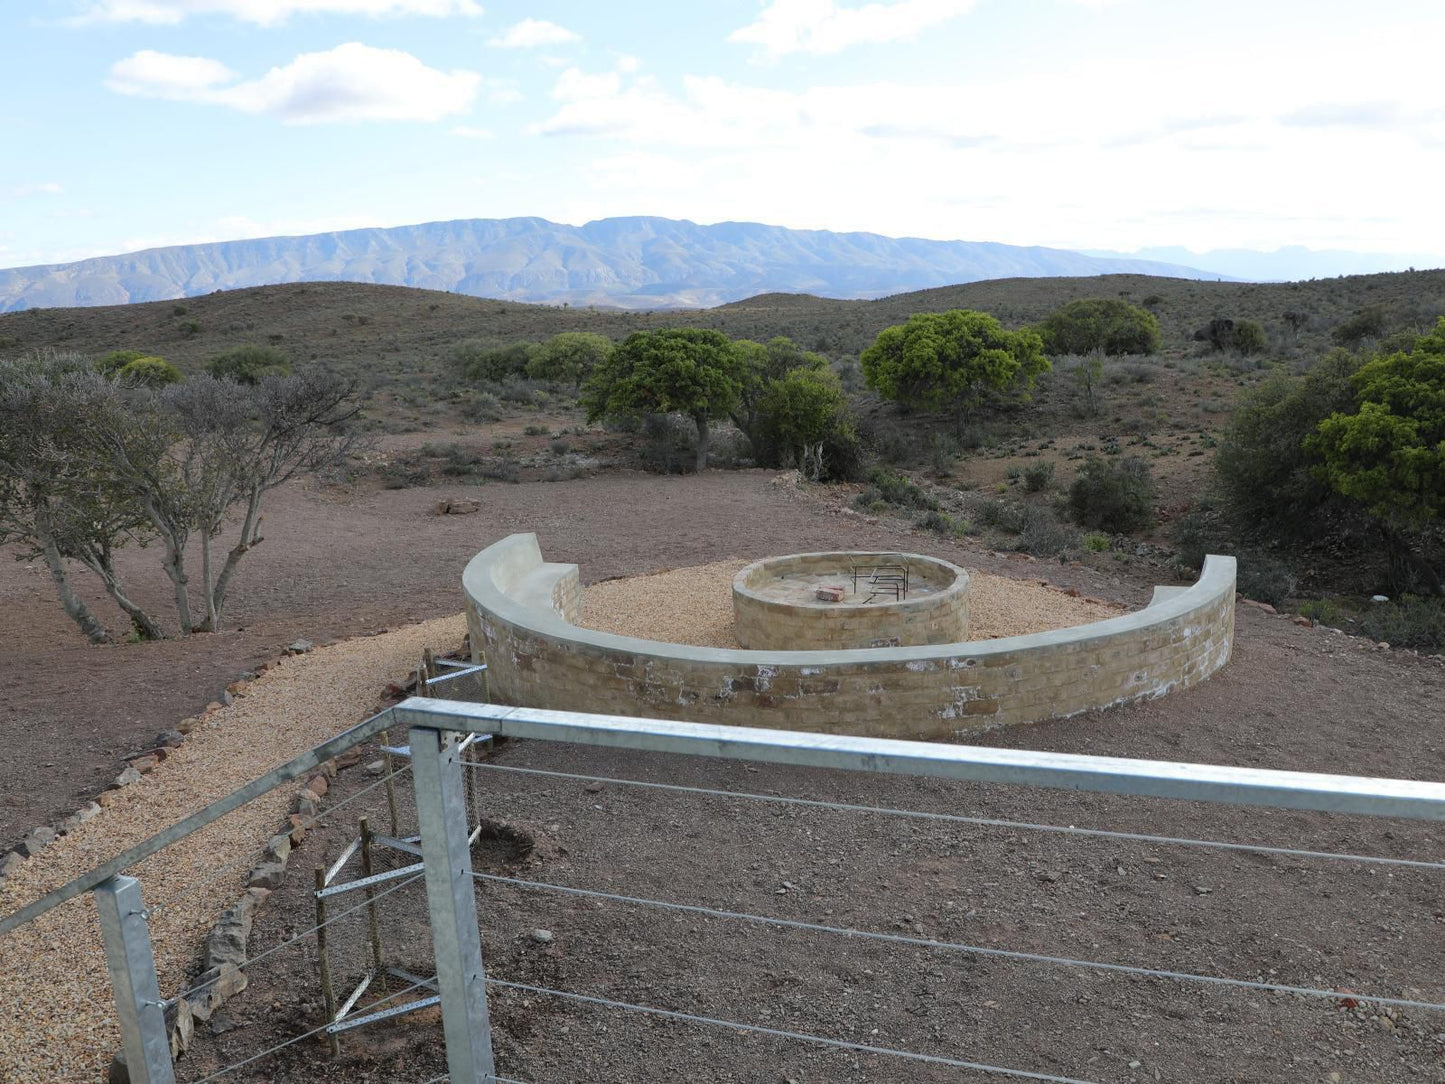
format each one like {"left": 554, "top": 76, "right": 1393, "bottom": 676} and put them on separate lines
{"left": 4, "top": 468, "right": 1445, "bottom": 1083}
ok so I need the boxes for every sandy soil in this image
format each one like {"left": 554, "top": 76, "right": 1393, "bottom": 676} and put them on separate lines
{"left": 2, "top": 468, "right": 1444, "bottom": 1083}
{"left": 580, "top": 559, "right": 1123, "bottom": 648}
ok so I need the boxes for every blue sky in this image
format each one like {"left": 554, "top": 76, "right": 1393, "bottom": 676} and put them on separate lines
{"left": 3, "top": 0, "right": 1444, "bottom": 270}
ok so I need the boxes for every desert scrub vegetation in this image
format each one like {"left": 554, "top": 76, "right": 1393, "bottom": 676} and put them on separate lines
{"left": 208, "top": 343, "right": 292, "bottom": 384}
{"left": 0, "top": 350, "right": 362, "bottom": 642}
{"left": 1068, "top": 456, "right": 1157, "bottom": 533}
{"left": 1038, "top": 298, "right": 1160, "bottom": 356}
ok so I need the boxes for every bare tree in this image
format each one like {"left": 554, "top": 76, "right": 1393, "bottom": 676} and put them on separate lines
{"left": 0, "top": 353, "right": 160, "bottom": 643}
{"left": 1, "top": 352, "right": 365, "bottom": 642}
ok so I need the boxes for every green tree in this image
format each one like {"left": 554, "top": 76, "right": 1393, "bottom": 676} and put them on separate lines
{"left": 582, "top": 328, "right": 742, "bottom": 472}
{"left": 730, "top": 336, "right": 828, "bottom": 450}
{"left": 1214, "top": 350, "right": 1359, "bottom": 536}
{"left": 756, "top": 366, "right": 854, "bottom": 479}
{"left": 525, "top": 332, "right": 613, "bottom": 385}
{"left": 1039, "top": 298, "right": 1160, "bottom": 356}
{"left": 1230, "top": 319, "right": 1269, "bottom": 356}
{"left": 454, "top": 340, "right": 533, "bottom": 383}
{"left": 208, "top": 345, "right": 292, "bottom": 385}
{"left": 1309, "top": 318, "right": 1445, "bottom": 592}
{"left": 860, "top": 310, "right": 1048, "bottom": 422}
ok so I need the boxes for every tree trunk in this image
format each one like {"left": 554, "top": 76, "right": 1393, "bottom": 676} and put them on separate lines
{"left": 208, "top": 488, "right": 264, "bottom": 630}
{"left": 73, "top": 547, "right": 168, "bottom": 641}
{"left": 38, "top": 535, "right": 112, "bottom": 645}
{"left": 198, "top": 529, "right": 218, "bottom": 633}
{"left": 161, "top": 538, "right": 193, "bottom": 634}
{"left": 693, "top": 412, "right": 710, "bottom": 473}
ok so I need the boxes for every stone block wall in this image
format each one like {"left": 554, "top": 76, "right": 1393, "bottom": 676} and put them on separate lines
{"left": 465, "top": 534, "right": 1236, "bottom": 741}
{"left": 732, "top": 552, "right": 969, "bottom": 650}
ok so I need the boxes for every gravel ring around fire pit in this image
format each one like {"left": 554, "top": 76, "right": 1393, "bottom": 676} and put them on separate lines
{"left": 580, "top": 559, "right": 1125, "bottom": 648}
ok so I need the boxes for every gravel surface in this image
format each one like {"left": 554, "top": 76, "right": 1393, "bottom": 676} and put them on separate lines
{"left": 581, "top": 560, "right": 1124, "bottom": 647}
{"left": 0, "top": 614, "right": 467, "bottom": 1083}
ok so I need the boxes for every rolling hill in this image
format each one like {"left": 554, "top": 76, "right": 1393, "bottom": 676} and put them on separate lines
{"left": 0, "top": 216, "right": 1228, "bottom": 313}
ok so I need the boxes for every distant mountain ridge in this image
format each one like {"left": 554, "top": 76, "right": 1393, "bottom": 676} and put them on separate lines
{"left": 0, "top": 216, "right": 1230, "bottom": 312}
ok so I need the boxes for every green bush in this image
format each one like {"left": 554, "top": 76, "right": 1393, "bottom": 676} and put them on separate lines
{"left": 915, "top": 509, "right": 961, "bottom": 535}
{"left": 1022, "top": 460, "right": 1055, "bottom": 493}
{"left": 454, "top": 340, "right": 533, "bottom": 383}
{"left": 1213, "top": 351, "right": 1359, "bottom": 537}
{"left": 1236, "top": 555, "right": 1298, "bottom": 607}
{"left": 1081, "top": 531, "right": 1111, "bottom": 552}
{"left": 1017, "top": 505, "right": 1078, "bottom": 557}
{"left": 1296, "top": 598, "right": 1344, "bottom": 626}
{"left": 1230, "top": 319, "right": 1268, "bottom": 356}
{"left": 1358, "top": 596, "right": 1445, "bottom": 651}
{"left": 95, "top": 350, "right": 147, "bottom": 378}
{"left": 861, "top": 467, "right": 939, "bottom": 511}
{"left": 208, "top": 345, "right": 291, "bottom": 384}
{"left": 526, "top": 332, "right": 612, "bottom": 385}
{"left": 117, "top": 355, "right": 183, "bottom": 387}
{"left": 1038, "top": 298, "right": 1161, "bottom": 356}
{"left": 976, "top": 497, "right": 1026, "bottom": 533}
{"left": 1332, "top": 306, "right": 1389, "bottom": 346}
{"left": 1068, "top": 456, "right": 1156, "bottom": 533}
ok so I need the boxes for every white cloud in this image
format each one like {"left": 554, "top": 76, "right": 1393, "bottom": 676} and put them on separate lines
{"left": 72, "top": 0, "right": 482, "bottom": 25}
{"left": 728, "top": 0, "right": 976, "bottom": 57}
{"left": 106, "top": 43, "right": 481, "bottom": 123}
{"left": 487, "top": 17, "right": 579, "bottom": 48}
{"left": 450, "top": 124, "right": 492, "bottom": 138}
{"left": 4, "top": 182, "right": 65, "bottom": 199}
{"left": 108, "top": 50, "right": 236, "bottom": 96}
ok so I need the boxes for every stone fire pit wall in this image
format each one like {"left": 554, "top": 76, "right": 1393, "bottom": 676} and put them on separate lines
{"left": 732, "top": 552, "right": 969, "bottom": 650}
{"left": 464, "top": 534, "right": 1237, "bottom": 740}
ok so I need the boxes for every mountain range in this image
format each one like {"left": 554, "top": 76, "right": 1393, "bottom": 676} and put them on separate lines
{"left": 0, "top": 216, "right": 1230, "bottom": 313}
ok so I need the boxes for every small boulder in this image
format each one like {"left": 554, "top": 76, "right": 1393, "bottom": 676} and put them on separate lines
{"left": 155, "top": 729, "right": 185, "bottom": 748}
{"left": 286, "top": 639, "right": 314, "bottom": 655}
{"left": 113, "top": 766, "right": 142, "bottom": 788}
{"left": 1, "top": 850, "right": 26, "bottom": 877}
{"left": 15, "top": 827, "right": 55, "bottom": 858}
{"left": 247, "top": 860, "right": 287, "bottom": 891}
{"left": 127, "top": 754, "right": 161, "bottom": 774}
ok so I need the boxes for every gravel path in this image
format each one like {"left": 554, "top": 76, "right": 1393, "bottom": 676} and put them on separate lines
{"left": 581, "top": 560, "right": 1124, "bottom": 647}
{"left": 0, "top": 614, "right": 467, "bottom": 1083}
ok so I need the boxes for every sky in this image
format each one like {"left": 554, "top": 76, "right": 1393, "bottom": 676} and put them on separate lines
{"left": 2, "top": 0, "right": 1444, "bottom": 271}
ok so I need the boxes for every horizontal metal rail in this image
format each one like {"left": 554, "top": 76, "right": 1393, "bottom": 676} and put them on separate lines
{"left": 394, "top": 699, "right": 1445, "bottom": 821}
{"left": 0, "top": 706, "right": 399, "bottom": 936}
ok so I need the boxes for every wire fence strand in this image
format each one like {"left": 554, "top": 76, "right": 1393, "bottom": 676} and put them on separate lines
{"left": 468, "top": 761, "right": 1445, "bottom": 872}
{"left": 184, "top": 977, "right": 431, "bottom": 1083}
{"left": 488, "top": 977, "right": 1100, "bottom": 1084}
{"left": 473, "top": 870, "right": 1445, "bottom": 1013}
{"left": 153, "top": 762, "right": 415, "bottom": 916}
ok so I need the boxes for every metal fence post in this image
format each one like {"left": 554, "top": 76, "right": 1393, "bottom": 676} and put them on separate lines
{"left": 411, "top": 725, "right": 495, "bottom": 1083}
{"left": 94, "top": 875, "right": 177, "bottom": 1084}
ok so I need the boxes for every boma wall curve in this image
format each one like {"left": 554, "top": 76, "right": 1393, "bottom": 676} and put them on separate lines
{"left": 464, "top": 534, "right": 1237, "bottom": 740}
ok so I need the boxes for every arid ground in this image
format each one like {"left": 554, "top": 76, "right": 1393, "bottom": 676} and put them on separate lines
{"left": 2, "top": 469, "right": 1444, "bottom": 1082}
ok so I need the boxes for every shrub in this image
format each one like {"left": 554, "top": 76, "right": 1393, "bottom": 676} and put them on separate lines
{"left": 117, "top": 355, "right": 184, "bottom": 387}
{"left": 1230, "top": 319, "right": 1268, "bottom": 356}
{"left": 1022, "top": 460, "right": 1055, "bottom": 493}
{"left": 1296, "top": 598, "right": 1344, "bottom": 627}
{"left": 1332, "top": 306, "right": 1389, "bottom": 346}
{"left": 1068, "top": 456, "right": 1156, "bottom": 533}
{"left": 526, "top": 331, "right": 613, "bottom": 385}
{"left": 1081, "top": 531, "right": 1111, "bottom": 552}
{"left": 1358, "top": 596, "right": 1445, "bottom": 651}
{"left": 1038, "top": 298, "right": 1161, "bottom": 356}
{"left": 1017, "top": 505, "right": 1078, "bottom": 557}
{"left": 454, "top": 340, "right": 533, "bottom": 383}
{"left": 915, "top": 509, "right": 961, "bottom": 535}
{"left": 208, "top": 345, "right": 291, "bottom": 384}
{"left": 95, "top": 350, "right": 147, "bottom": 378}
{"left": 862, "top": 467, "right": 939, "bottom": 511}
{"left": 549, "top": 438, "right": 571, "bottom": 456}
{"left": 1236, "top": 554, "right": 1298, "bottom": 607}
{"left": 975, "top": 497, "right": 1026, "bottom": 533}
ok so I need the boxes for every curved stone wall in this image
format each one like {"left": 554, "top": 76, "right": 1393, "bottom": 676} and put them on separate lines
{"left": 732, "top": 552, "right": 969, "bottom": 650}
{"left": 464, "top": 534, "right": 1236, "bottom": 741}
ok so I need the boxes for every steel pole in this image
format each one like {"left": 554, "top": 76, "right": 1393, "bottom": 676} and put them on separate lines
{"left": 411, "top": 725, "right": 495, "bottom": 1082}
{"left": 94, "top": 876, "right": 176, "bottom": 1084}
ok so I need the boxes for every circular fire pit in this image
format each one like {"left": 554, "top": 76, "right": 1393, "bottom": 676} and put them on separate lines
{"left": 731, "top": 551, "right": 969, "bottom": 651}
